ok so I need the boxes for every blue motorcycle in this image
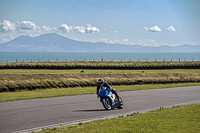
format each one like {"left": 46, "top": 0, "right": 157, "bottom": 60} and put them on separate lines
{"left": 98, "top": 87, "right": 123, "bottom": 110}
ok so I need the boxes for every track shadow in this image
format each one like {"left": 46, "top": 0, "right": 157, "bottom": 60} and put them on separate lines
{"left": 74, "top": 109, "right": 107, "bottom": 112}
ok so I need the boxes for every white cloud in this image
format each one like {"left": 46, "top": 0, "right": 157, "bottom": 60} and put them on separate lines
{"left": 121, "top": 39, "right": 129, "bottom": 44}
{"left": 56, "top": 24, "right": 100, "bottom": 33}
{"left": 0, "top": 20, "right": 101, "bottom": 43}
{"left": 85, "top": 24, "right": 100, "bottom": 33}
{"left": 0, "top": 20, "right": 100, "bottom": 34}
{"left": 149, "top": 25, "right": 161, "bottom": 32}
{"left": 144, "top": 25, "right": 176, "bottom": 32}
{"left": 0, "top": 20, "right": 16, "bottom": 32}
{"left": 144, "top": 25, "right": 161, "bottom": 32}
{"left": 74, "top": 26, "right": 86, "bottom": 33}
{"left": 57, "top": 24, "right": 71, "bottom": 33}
{"left": 0, "top": 33, "right": 18, "bottom": 43}
{"left": 16, "top": 21, "right": 37, "bottom": 31}
{"left": 101, "top": 39, "right": 108, "bottom": 42}
{"left": 138, "top": 39, "right": 159, "bottom": 47}
{"left": 114, "top": 30, "right": 119, "bottom": 33}
{"left": 101, "top": 38, "right": 130, "bottom": 45}
{"left": 100, "top": 39, "right": 114, "bottom": 44}
{"left": 166, "top": 26, "right": 176, "bottom": 31}
{"left": 0, "top": 20, "right": 38, "bottom": 33}
{"left": 143, "top": 27, "right": 149, "bottom": 31}
{"left": 40, "top": 26, "right": 52, "bottom": 32}
{"left": 191, "top": 41, "right": 195, "bottom": 45}
{"left": 73, "top": 24, "right": 100, "bottom": 33}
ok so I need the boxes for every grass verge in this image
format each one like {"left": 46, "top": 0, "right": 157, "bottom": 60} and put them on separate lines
{"left": 36, "top": 104, "right": 200, "bottom": 133}
{"left": 1, "top": 69, "right": 200, "bottom": 90}
{"left": 0, "top": 83, "right": 200, "bottom": 102}
{"left": 1, "top": 61, "right": 200, "bottom": 70}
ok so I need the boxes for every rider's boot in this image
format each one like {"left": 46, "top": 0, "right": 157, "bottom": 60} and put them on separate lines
{"left": 112, "top": 89, "right": 120, "bottom": 100}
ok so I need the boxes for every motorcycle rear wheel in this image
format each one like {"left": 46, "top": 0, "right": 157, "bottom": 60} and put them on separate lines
{"left": 117, "top": 97, "right": 124, "bottom": 109}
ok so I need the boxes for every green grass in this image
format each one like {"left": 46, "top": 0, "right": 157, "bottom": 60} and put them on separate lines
{"left": 1, "top": 69, "right": 200, "bottom": 74}
{"left": 0, "top": 83, "right": 200, "bottom": 102}
{"left": 37, "top": 104, "right": 200, "bottom": 133}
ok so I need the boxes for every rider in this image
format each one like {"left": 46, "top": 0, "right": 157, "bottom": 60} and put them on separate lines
{"left": 97, "top": 78, "right": 120, "bottom": 100}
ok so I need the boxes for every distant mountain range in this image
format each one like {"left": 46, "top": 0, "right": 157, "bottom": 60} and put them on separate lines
{"left": 0, "top": 33, "right": 199, "bottom": 52}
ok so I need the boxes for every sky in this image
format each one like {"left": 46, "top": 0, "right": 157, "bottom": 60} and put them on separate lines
{"left": 0, "top": 0, "right": 200, "bottom": 47}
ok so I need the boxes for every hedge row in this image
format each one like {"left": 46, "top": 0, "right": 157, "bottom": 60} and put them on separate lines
{"left": 1, "top": 80, "right": 200, "bottom": 93}
{"left": 0, "top": 61, "right": 200, "bottom": 69}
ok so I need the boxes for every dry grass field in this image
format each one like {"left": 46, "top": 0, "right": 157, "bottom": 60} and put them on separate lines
{"left": 0, "top": 68, "right": 200, "bottom": 91}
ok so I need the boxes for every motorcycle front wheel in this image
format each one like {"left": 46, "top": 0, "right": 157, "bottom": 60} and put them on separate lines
{"left": 102, "top": 98, "right": 112, "bottom": 110}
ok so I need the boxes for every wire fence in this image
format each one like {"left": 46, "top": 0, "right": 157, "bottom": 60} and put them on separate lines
{"left": 1, "top": 52, "right": 200, "bottom": 63}
{"left": 0, "top": 58, "right": 199, "bottom": 63}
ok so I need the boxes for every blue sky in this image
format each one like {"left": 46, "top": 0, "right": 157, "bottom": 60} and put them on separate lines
{"left": 0, "top": 0, "right": 200, "bottom": 46}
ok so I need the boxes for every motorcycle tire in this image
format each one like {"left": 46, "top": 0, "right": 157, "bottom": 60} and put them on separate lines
{"left": 102, "top": 97, "right": 112, "bottom": 110}
{"left": 117, "top": 97, "right": 124, "bottom": 109}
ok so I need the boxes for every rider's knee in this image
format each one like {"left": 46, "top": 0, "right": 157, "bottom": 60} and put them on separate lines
{"left": 112, "top": 89, "right": 116, "bottom": 93}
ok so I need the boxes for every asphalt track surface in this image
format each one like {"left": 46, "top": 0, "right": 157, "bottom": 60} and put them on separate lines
{"left": 0, "top": 86, "right": 200, "bottom": 133}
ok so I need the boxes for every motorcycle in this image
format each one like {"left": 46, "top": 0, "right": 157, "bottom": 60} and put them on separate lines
{"left": 98, "top": 87, "right": 123, "bottom": 110}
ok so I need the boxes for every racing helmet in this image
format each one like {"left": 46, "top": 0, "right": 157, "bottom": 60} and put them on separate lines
{"left": 98, "top": 78, "right": 104, "bottom": 85}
